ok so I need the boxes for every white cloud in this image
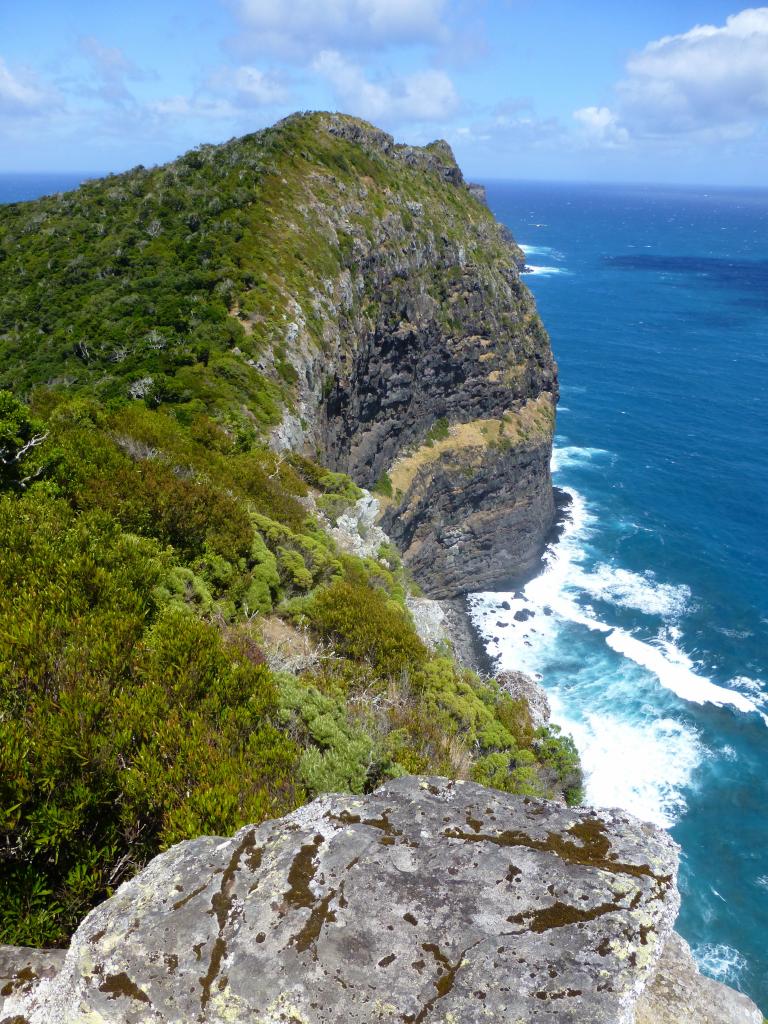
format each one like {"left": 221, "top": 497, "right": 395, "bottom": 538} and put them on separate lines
{"left": 0, "top": 57, "right": 49, "bottom": 115}
{"left": 573, "top": 105, "right": 629, "bottom": 146}
{"left": 230, "top": 0, "right": 448, "bottom": 57}
{"left": 231, "top": 66, "right": 289, "bottom": 104}
{"left": 78, "top": 36, "right": 147, "bottom": 106}
{"left": 313, "top": 49, "right": 458, "bottom": 122}
{"left": 149, "top": 66, "right": 288, "bottom": 124}
{"left": 79, "top": 37, "right": 140, "bottom": 80}
{"left": 616, "top": 7, "right": 768, "bottom": 138}
{"left": 148, "top": 96, "right": 239, "bottom": 119}
{"left": 451, "top": 106, "right": 565, "bottom": 153}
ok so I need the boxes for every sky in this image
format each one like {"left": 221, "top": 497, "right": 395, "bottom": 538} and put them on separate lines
{"left": 1, "top": 1, "right": 767, "bottom": 185}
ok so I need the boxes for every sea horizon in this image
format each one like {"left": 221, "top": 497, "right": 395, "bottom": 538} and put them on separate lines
{"left": 4, "top": 170, "right": 768, "bottom": 200}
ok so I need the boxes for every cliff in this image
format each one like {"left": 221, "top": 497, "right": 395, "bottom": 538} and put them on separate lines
{"left": 302, "top": 116, "right": 558, "bottom": 596}
{"left": 0, "top": 111, "right": 557, "bottom": 597}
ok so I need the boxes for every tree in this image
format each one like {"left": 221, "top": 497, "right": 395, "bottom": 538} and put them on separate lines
{"left": 0, "top": 391, "right": 48, "bottom": 490}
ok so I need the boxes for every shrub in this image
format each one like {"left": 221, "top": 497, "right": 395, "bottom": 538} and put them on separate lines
{"left": 308, "top": 579, "right": 427, "bottom": 676}
{"left": 425, "top": 416, "right": 450, "bottom": 445}
{"left": 534, "top": 725, "right": 584, "bottom": 805}
{"left": 277, "top": 546, "right": 313, "bottom": 590}
{"left": 372, "top": 470, "right": 393, "bottom": 498}
{"left": 278, "top": 676, "right": 373, "bottom": 794}
{"left": 0, "top": 491, "right": 303, "bottom": 946}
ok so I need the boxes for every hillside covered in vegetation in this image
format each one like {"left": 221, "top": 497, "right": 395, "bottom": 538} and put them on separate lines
{"left": 0, "top": 112, "right": 579, "bottom": 949}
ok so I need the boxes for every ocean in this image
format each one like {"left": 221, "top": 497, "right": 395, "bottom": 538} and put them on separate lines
{"left": 2, "top": 171, "right": 767, "bottom": 1009}
{"left": 470, "top": 180, "right": 768, "bottom": 1011}
{"left": 0, "top": 173, "right": 91, "bottom": 205}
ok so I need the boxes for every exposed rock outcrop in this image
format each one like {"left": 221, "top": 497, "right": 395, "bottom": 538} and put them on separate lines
{"left": 0, "top": 945, "right": 66, "bottom": 1018}
{"left": 314, "top": 492, "right": 389, "bottom": 561}
{"left": 498, "top": 669, "right": 553, "bottom": 729}
{"left": 259, "top": 114, "right": 558, "bottom": 598}
{"left": 3, "top": 776, "right": 685, "bottom": 1024}
{"left": 634, "top": 931, "right": 762, "bottom": 1024}
{"left": 5, "top": 777, "right": 761, "bottom": 1024}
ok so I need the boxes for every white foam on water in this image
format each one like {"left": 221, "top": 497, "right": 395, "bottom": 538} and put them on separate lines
{"left": 551, "top": 446, "right": 611, "bottom": 472}
{"left": 731, "top": 676, "right": 767, "bottom": 704}
{"left": 577, "top": 564, "right": 691, "bottom": 618}
{"left": 498, "top": 450, "right": 767, "bottom": 726}
{"left": 549, "top": 698, "right": 702, "bottom": 828}
{"left": 605, "top": 629, "right": 768, "bottom": 724}
{"left": 524, "top": 264, "right": 570, "bottom": 276}
{"left": 520, "top": 243, "right": 565, "bottom": 260}
{"left": 469, "top": 443, "right": 767, "bottom": 829}
{"left": 468, "top": 477, "right": 704, "bottom": 826}
{"left": 692, "top": 943, "right": 748, "bottom": 986}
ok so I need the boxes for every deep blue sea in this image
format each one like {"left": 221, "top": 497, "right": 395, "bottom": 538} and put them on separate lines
{"left": 469, "top": 180, "right": 768, "bottom": 1011}
{"left": 3, "top": 173, "right": 767, "bottom": 1010}
{"left": 0, "top": 173, "right": 90, "bottom": 205}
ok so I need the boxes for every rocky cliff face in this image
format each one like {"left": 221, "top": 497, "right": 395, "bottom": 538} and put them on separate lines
{"left": 2, "top": 777, "right": 760, "bottom": 1024}
{"left": 264, "top": 114, "right": 558, "bottom": 597}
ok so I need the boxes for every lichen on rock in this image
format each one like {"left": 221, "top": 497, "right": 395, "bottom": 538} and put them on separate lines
{"left": 4, "top": 776, "right": 686, "bottom": 1024}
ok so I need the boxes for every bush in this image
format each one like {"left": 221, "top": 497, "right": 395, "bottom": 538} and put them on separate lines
{"left": 278, "top": 676, "right": 373, "bottom": 794}
{"left": 0, "top": 491, "right": 303, "bottom": 946}
{"left": 425, "top": 416, "right": 450, "bottom": 445}
{"left": 372, "top": 470, "right": 393, "bottom": 498}
{"left": 308, "top": 579, "right": 427, "bottom": 676}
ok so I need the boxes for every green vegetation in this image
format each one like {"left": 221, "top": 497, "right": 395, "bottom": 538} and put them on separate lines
{"left": 372, "top": 470, "right": 393, "bottom": 498}
{"left": 0, "top": 386, "right": 581, "bottom": 947}
{"left": 0, "top": 112, "right": 504, "bottom": 420}
{"left": 0, "top": 113, "right": 580, "bottom": 949}
{"left": 425, "top": 416, "right": 450, "bottom": 445}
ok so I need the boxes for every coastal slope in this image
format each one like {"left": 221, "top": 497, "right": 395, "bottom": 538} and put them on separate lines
{"left": 0, "top": 111, "right": 558, "bottom": 596}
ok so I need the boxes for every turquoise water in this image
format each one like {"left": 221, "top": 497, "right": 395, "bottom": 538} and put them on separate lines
{"left": 3, "top": 172, "right": 767, "bottom": 1008}
{"left": 469, "top": 181, "right": 768, "bottom": 1010}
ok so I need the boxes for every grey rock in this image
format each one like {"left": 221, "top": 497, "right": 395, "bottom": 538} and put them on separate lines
{"left": 405, "top": 595, "right": 449, "bottom": 650}
{"left": 466, "top": 182, "right": 488, "bottom": 206}
{"left": 438, "top": 597, "right": 496, "bottom": 673}
{"left": 380, "top": 429, "right": 555, "bottom": 598}
{"left": 322, "top": 492, "right": 389, "bottom": 560}
{"left": 634, "top": 931, "right": 762, "bottom": 1024}
{"left": 0, "top": 944, "right": 66, "bottom": 1016}
{"left": 259, "top": 114, "right": 554, "bottom": 599}
{"left": 6, "top": 776, "right": 683, "bottom": 1024}
{"left": 498, "top": 669, "right": 552, "bottom": 729}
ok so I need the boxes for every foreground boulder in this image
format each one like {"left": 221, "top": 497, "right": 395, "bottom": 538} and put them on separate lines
{"left": 0, "top": 776, "right": 755, "bottom": 1023}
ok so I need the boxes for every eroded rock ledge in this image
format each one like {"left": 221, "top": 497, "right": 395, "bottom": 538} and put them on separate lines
{"left": 0, "top": 776, "right": 689, "bottom": 1023}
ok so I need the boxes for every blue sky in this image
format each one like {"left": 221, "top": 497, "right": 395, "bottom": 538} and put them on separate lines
{"left": 2, "top": 1, "right": 767, "bottom": 184}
